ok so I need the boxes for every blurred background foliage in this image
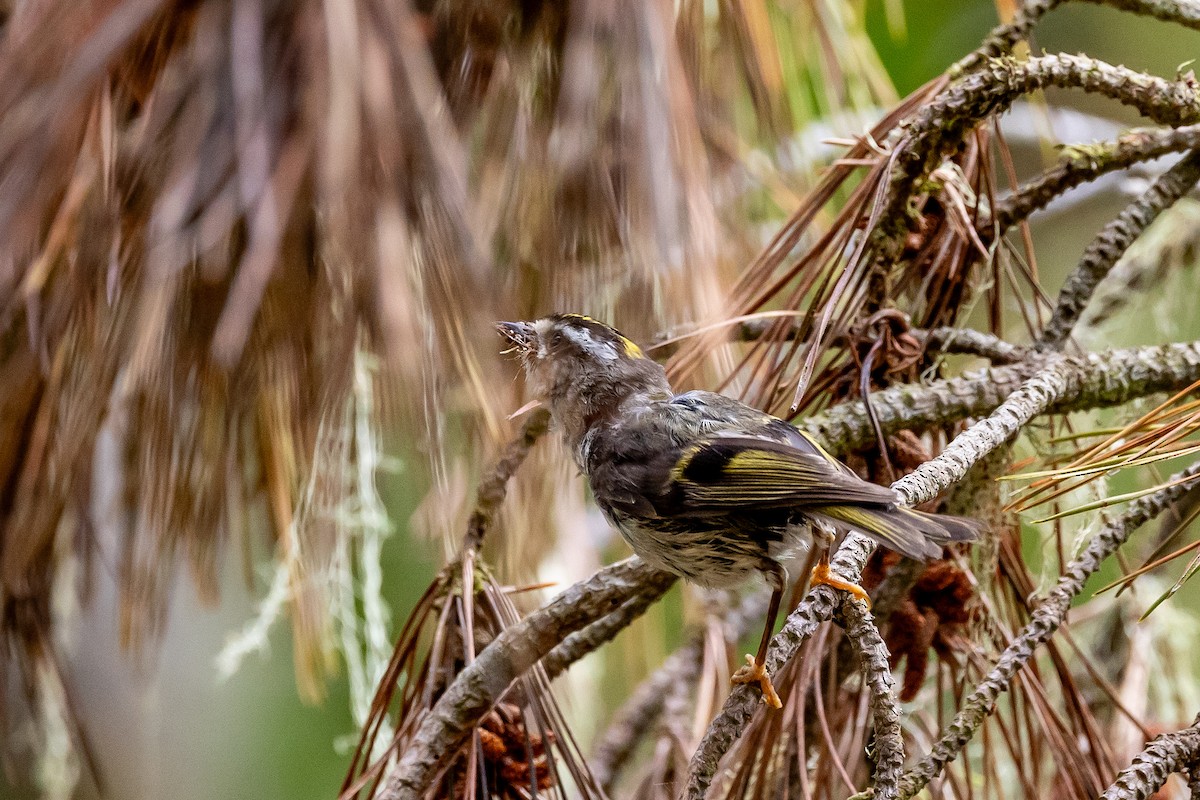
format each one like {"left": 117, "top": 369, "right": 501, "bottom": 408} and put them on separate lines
{"left": 2, "top": 1, "right": 1200, "bottom": 799}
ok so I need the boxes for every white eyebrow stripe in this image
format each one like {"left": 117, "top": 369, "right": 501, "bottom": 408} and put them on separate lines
{"left": 563, "top": 325, "right": 618, "bottom": 361}
{"left": 534, "top": 319, "right": 553, "bottom": 358}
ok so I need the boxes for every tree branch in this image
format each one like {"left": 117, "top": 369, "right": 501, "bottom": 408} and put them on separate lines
{"left": 379, "top": 558, "right": 675, "bottom": 800}
{"left": 539, "top": 577, "right": 678, "bottom": 681}
{"left": 803, "top": 340, "right": 1200, "bottom": 455}
{"left": 902, "top": 54, "right": 1200, "bottom": 190}
{"left": 1082, "top": 0, "right": 1200, "bottom": 31}
{"left": 895, "top": 462, "right": 1200, "bottom": 799}
{"left": 1039, "top": 149, "right": 1200, "bottom": 348}
{"left": 918, "top": 327, "right": 1029, "bottom": 364}
{"left": 1098, "top": 716, "right": 1200, "bottom": 800}
{"left": 994, "top": 124, "right": 1200, "bottom": 232}
{"left": 873, "top": 54, "right": 1200, "bottom": 276}
{"left": 462, "top": 409, "right": 551, "bottom": 552}
{"left": 888, "top": 355, "right": 1076, "bottom": 504}
{"left": 951, "top": 0, "right": 1066, "bottom": 77}
{"left": 839, "top": 602, "right": 904, "bottom": 800}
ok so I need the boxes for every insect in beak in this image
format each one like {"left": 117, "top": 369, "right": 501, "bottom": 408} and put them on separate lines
{"left": 496, "top": 321, "right": 536, "bottom": 353}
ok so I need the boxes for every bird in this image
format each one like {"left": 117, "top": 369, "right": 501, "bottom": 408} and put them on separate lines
{"left": 497, "top": 313, "right": 977, "bottom": 707}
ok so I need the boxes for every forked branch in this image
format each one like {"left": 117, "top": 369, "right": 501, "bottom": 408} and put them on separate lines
{"left": 380, "top": 558, "right": 675, "bottom": 800}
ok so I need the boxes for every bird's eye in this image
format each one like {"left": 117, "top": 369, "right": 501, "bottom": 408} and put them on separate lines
{"left": 550, "top": 331, "right": 565, "bottom": 347}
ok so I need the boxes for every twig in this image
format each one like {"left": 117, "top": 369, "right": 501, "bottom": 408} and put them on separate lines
{"left": 1039, "top": 149, "right": 1200, "bottom": 349}
{"left": 894, "top": 463, "right": 1200, "bottom": 799}
{"left": 659, "top": 322, "right": 1020, "bottom": 363}
{"left": 379, "top": 557, "right": 675, "bottom": 800}
{"left": 462, "top": 408, "right": 552, "bottom": 553}
{"left": 539, "top": 578, "right": 678, "bottom": 680}
{"left": 994, "top": 124, "right": 1200, "bottom": 232}
{"left": 1082, "top": 0, "right": 1200, "bottom": 31}
{"left": 919, "top": 327, "right": 1029, "bottom": 364}
{"left": 838, "top": 602, "right": 904, "bottom": 800}
{"left": 951, "top": 0, "right": 1066, "bottom": 77}
{"left": 589, "top": 590, "right": 767, "bottom": 794}
{"left": 952, "top": 0, "right": 1200, "bottom": 80}
{"left": 1097, "top": 716, "right": 1200, "bottom": 800}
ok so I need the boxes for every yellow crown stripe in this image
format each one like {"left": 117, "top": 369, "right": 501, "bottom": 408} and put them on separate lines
{"left": 619, "top": 336, "right": 646, "bottom": 359}
{"left": 560, "top": 313, "right": 648, "bottom": 359}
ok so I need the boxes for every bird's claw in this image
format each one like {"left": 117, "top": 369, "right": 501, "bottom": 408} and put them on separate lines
{"left": 731, "top": 653, "right": 782, "bottom": 709}
{"left": 811, "top": 561, "right": 872, "bottom": 606}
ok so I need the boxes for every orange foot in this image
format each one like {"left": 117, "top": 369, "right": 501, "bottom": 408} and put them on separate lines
{"left": 731, "top": 654, "right": 782, "bottom": 709}
{"left": 811, "top": 562, "right": 872, "bottom": 606}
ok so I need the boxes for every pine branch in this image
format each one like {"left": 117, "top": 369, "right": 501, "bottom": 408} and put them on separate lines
{"left": 1039, "top": 149, "right": 1200, "bottom": 348}
{"left": 918, "top": 327, "right": 1029, "bottom": 364}
{"left": 804, "top": 340, "right": 1200, "bottom": 455}
{"left": 1098, "top": 715, "right": 1200, "bottom": 800}
{"left": 839, "top": 602, "right": 904, "bottom": 800}
{"left": 1082, "top": 0, "right": 1200, "bottom": 30}
{"left": 462, "top": 409, "right": 551, "bottom": 553}
{"left": 995, "top": 124, "right": 1200, "bottom": 232}
{"left": 951, "top": 0, "right": 1067, "bottom": 76}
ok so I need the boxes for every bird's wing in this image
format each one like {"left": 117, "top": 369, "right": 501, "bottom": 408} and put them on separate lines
{"left": 671, "top": 391, "right": 857, "bottom": 477}
{"left": 653, "top": 435, "right": 898, "bottom": 514}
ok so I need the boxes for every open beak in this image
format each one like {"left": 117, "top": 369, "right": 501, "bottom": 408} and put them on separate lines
{"left": 496, "top": 321, "right": 536, "bottom": 352}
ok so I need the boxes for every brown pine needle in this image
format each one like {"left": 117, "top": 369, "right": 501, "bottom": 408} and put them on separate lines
{"left": 1096, "top": 537, "right": 1200, "bottom": 596}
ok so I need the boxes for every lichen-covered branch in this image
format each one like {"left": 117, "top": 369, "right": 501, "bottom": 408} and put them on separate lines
{"left": 803, "top": 340, "right": 1200, "bottom": 455}
{"left": 889, "top": 355, "right": 1076, "bottom": 505}
{"left": 1098, "top": 717, "right": 1200, "bottom": 800}
{"left": 539, "top": 577, "right": 678, "bottom": 681}
{"left": 1039, "top": 149, "right": 1200, "bottom": 348}
{"left": 379, "top": 557, "right": 674, "bottom": 800}
{"left": 901, "top": 54, "right": 1200, "bottom": 192}
{"left": 919, "top": 327, "right": 1029, "bottom": 364}
{"left": 994, "top": 124, "right": 1200, "bottom": 232}
{"left": 895, "top": 462, "right": 1200, "bottom": 799}
{"left": 873, "top": 54, "right": 1200, "bottom": 277}
{"left": 839, "top": 602, "right": 904, "bottom": 800}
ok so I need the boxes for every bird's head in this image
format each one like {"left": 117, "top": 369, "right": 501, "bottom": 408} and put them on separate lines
{"left": 497, "top": 314, "right": 670, "bottom": 441}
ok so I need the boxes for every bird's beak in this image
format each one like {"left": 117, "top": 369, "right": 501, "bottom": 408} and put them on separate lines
{"left": 496, "top": 321, "right": 536, "bottom": 352}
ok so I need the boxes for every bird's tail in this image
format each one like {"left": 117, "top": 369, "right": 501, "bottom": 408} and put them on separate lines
{"left": 810, "top": 505, "right": 978, "bottom": 561}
